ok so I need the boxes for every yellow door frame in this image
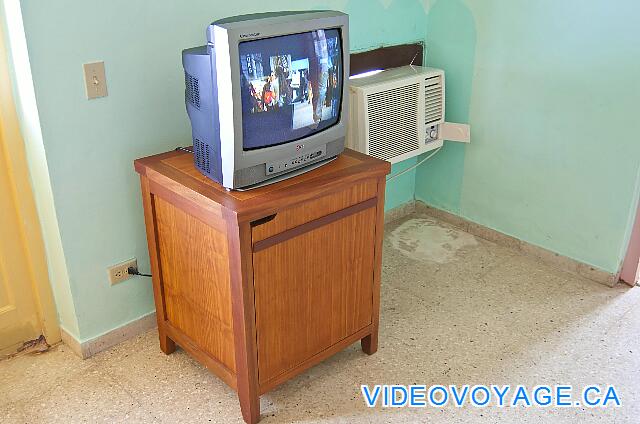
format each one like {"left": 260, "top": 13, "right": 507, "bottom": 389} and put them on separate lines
{"left": 0, "top": 20, "right": 60, "bottom": 346}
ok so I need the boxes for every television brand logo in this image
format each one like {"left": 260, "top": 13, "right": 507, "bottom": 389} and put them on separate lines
{"left": 240, "top": 33, "right": 260, "bottom": 38}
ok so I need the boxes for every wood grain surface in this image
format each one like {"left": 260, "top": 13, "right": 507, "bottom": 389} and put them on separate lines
{"left": 253, "top": 207, "right": 376, "bottom": 384}
{"left": 154, "top": 196, "right": 236, "bottom": 373}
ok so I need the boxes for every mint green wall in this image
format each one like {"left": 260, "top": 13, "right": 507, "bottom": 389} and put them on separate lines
{"left": 17, "top": 0, "right": 428, "bottom": 341}
{"left": 1, "top": 0, "right": 81, "bottom": 337}
{"left": 385, "top": 158, "right": 418, "bottom": 211}
{"left": 15, "top": 0, "right": 638, "bottom": 342}
{"left": 417, "top": 0, "right": 640, "bottom": 274}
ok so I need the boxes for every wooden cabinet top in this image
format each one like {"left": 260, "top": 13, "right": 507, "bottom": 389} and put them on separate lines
{"left": 134, "top": 148, "right": 390, "bottom": 223}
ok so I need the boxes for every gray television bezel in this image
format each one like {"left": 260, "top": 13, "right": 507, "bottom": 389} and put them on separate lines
{"left": 207, "top": 11, "right": 350, "bottom": 188}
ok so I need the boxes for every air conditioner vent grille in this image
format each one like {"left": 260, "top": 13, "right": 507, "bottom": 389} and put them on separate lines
{"left": 365, "top": 83, "right": 420, "bottom": 161}
{"left": 424, "top": 75, "right": 443, "bottom": 124}
{"left": 185, "top": 72, "right": 201, "bottom": 109}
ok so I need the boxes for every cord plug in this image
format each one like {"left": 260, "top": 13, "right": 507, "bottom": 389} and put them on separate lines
{"left": 127, "top": 267, "right": 152, "bottom": 278}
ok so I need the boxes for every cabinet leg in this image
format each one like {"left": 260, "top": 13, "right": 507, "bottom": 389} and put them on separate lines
{"left": 158, "top": 330, "right": 176, "bottom": 355}
{"left": 227, "top": 217, "right": 261, "bottom": 424}
{"left": 361, "top": 332, "right": 378, "bottom": 355}
{"left": 238, "top": 390, "right": 260, "bottom": 424}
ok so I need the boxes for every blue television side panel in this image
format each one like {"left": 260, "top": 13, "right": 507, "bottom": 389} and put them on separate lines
{"left": 182, "top": 46, "right": 223, "bottom": 184}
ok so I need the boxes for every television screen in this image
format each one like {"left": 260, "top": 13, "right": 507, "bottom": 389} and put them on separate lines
{"left": 238, "top": 29, "right": 343, "bottom": 150}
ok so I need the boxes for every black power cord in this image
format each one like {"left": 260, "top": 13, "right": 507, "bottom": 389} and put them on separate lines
{"left": 127, "top": 267, "right": 152, "bottom": 278}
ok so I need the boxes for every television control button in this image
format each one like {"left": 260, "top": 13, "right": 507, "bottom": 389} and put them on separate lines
{"left": 265, "top": 145, "right": 326, "bottom": 176}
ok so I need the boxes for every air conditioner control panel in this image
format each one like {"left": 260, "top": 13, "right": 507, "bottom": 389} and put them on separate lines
{"left": 426, "top": 124, "right": 440, "bottom": 143}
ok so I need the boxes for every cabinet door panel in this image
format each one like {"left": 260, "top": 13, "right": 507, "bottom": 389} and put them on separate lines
{"left": 253, "top": 207, "right": 376, "bottom": 385}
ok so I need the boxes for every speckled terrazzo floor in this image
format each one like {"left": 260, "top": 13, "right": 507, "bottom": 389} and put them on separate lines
{"left": 2, "top": 212, "right": 640, "bottom": 423}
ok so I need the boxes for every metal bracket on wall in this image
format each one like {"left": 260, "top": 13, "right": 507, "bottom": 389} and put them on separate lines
{"left": 442, "top": 122, "right": 471, "bottom": 143}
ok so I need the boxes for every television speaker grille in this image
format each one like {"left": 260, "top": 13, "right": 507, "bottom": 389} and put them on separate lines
{"left": 185, "top": 72, "right": 201, "bottom": 109}
{"left": 365, "top": 82, "right": 420, "bottom": 161}
{"left": 193, "top": 137, "right": 211, "bottom": 174}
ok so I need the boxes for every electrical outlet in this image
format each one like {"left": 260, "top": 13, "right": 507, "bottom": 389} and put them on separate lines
{"left": 107, "top": 258, "right": 137, "bottom": 285}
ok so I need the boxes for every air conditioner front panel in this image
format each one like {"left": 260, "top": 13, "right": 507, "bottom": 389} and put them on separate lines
{"left": 348, "top": 65, "right": 445, "bottom": 163}
{"left": 364, "top": 82, "right": 421, "bottom": 161}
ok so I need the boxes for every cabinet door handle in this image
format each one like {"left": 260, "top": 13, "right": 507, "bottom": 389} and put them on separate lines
{"left": 250, "top": 213, "right": 277, "bottom": 227}
{"left": 253, "top": 197, "right": 378, "bottom": 252}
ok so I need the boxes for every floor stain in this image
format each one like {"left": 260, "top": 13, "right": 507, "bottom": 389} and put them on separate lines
{"left": 3, "top": 335, "right": 50, "bottom": 361}
{"left": 388, "top": 218, "right": 478, "bottom": 263}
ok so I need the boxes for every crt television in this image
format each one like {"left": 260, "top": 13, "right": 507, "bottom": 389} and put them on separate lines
{"left": 182, "top": 11, "right": 349, "bottom": 189}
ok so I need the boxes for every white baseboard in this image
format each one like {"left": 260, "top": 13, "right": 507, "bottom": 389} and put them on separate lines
{"left": 384, "top": 200, "right": 416, "bottom": 224}
{"left": 61, "top": 200, "right": 616, "bottom": 359}
{"left": 413, "top": 201, "right": 618, "bottom": 287}
{"left": 61, "top": 312, "right": 157, "bottom": 359}
{"left": 59, "top": 325, "right": 83, "bottom": 358}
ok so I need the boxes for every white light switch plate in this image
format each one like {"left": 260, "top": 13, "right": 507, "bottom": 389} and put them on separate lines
{"left": 442, "top": 122, "right": 471, "bottom": 143}
{"left": 83, "top": 61, "right": 108, "bottom": 99}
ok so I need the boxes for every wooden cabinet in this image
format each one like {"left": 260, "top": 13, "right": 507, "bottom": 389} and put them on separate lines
{"left": 134, "top": 149, "right": 390, "bottom": 424}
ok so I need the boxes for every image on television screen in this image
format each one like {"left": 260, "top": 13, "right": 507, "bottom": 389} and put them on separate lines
{"left": 239, "top": 29, "right": 342, "bottom": 150}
